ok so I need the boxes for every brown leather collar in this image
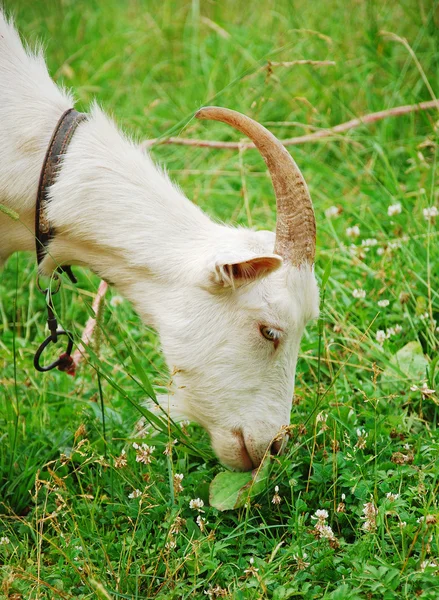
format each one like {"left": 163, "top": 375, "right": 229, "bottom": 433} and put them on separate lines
{"left": 33, "top": 108, "right": 87, "bottom": 374}
{"left": 35, "top": 108, "right": 87, "bottom": 279}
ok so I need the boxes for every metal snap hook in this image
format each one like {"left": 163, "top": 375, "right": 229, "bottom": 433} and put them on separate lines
{"left": 34, "top": 330, "right": 74, "bottom": 373}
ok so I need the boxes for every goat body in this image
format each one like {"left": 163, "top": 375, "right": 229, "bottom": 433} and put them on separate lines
{"left": 0, "top": 13, "right": 319, "bottom": 470}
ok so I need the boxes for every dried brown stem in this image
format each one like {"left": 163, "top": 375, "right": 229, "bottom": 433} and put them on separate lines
{"left": 243, "top": 59, "right": 336, "bottom": 80}
{"left": 141, "top": 100, "right": 439, "bottom": 151}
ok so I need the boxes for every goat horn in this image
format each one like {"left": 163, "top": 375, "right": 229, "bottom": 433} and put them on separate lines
{"left": 195, "top": 106, "right": 316, "bottom": 266}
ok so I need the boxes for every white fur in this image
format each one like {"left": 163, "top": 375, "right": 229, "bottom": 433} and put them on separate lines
{"left": 0, "top": 13, "right": 319, "bottom": 470}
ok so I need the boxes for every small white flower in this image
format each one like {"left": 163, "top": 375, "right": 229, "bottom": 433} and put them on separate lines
{"left": 196, "top": 515, "right": 207, "bottom": 532}
{"left": 420, "top": 559, "right": 438, "bottom": 572}
{"left": 318, "top": 524, "right": 336, "bottom": 540}
{"left": 316, "top": 412, "right": 328, "bottom": 423}
{"left": 128, "top": 489, "right": 142, "bottom": 499}
{"left": 311, "top": 509, "right": 329, "bottom": 523}
{"left": 189, "top": 498, "right": 205, "bottom": 511}
{"left": 394, "top": 324, "right": 403, "bottom": 334}
{"left": 386, "top": 492, "right": 399, "bottom": 502}
{"left": 378, "top": 299, "right": 390, "bottom": 308}
{"left": 377, "top": 247, "right": 385, "bottom": 256}
{"left": 356, "top": 429, "right": 368, "bottom": 449}
{"left": 386, "top": 327, "right": 395, "bottom": 338}
{"left": 423, "top": 206, "right": 438, "bottom": 221}
{"left": 353, "top": 288, "right": 366, "bottom": 299}
{"left": 411, "top": 383, "right": 436, "bottom": 397}
{"left": 0, "top": 537, "right": 10, "bottom": 545}
{"left": 293, "top": 553, "right": 310, "bottom": 570}
{"left": 110, "top": 295, "right": 124, "bottom": 307}
{"left": 346, "top": 225, "right": 360, "bottom": 238}
{"left": 376, "top": 330, "right": 386, "bottom": 344}
{"left": 341, "top": 493, "right": 346, "bottom": 501}
{"left": 325, "top": 205, "right": 341, "bottom": 218}
{"left": 173, "top": 473, "right": 184, "bottom": 493}
{"left": 362, "top": 238, "right": 378, "bottom": 247}
{"left": 133, "top": 443, "right": 155, "bottom": 464}
{"left": 399, "top": 521, "right": 407, "bottom": 528}
{"left": 388, "top": 203, "right": 402, "bottom": 216}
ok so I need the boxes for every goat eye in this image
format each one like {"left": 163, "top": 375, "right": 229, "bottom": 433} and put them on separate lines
{"left": 260, "top": 325, "right": 280, "bottom": 343}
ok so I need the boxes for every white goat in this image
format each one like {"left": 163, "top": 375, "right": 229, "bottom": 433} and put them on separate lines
{"left": 0, "top": 13, "right": 319, "bottom": 471}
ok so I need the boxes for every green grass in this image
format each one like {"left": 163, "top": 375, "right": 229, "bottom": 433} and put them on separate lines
{"left": 1, "top": 0, "right": 439, "bottom": 598}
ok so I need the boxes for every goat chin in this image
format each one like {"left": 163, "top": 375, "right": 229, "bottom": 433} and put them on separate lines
{"left": 0, "top": 12, "right": 320, "bottom": 470}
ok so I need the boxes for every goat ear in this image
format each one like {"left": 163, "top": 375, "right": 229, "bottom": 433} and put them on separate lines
{"left": 211, "top": 253, "right": 283, "bottom": 288}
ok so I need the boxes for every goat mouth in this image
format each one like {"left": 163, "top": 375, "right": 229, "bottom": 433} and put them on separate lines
{"left": 232, "top": 429, "right": 255, "bottom": 471}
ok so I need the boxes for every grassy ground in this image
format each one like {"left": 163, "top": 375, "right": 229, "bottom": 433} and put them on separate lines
{"left": 1, "top": 0, "right": 439, "bottom": 598}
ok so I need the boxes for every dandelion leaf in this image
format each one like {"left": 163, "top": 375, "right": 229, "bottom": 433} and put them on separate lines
{"left": 209, "top": 457, "right": 271, "bottom": 511}
{"left": 382, "top": 341, "right": 428, "bottom": 389}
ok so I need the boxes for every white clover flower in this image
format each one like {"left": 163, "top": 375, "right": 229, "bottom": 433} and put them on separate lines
{"left": 114, "top": 449, "right": 127, "bottom": 469}
{"left": 132, "top": 443, "right": 155, "bottom": 464}
{"left": 386, "top": 327, "right": 395, "bottom": 338}
{"left": 311, "top": 509, "right": 329, "bottom": 523}
{"left": 346, "top": 225, "right": 360, "bottom": 238}
{"left": 355, "top": 429, "right": 368, "bottom": 449}
{"left": 394, "top": 324, "right": 403, "bottom": 334}
{"left": 377, "top": 299, "right": 390, "bottom": 308}
{"left": 196, "top": 515, "right": 207, "bottom": 532}
{"left": 128, "top": 489, "right": 142, "bottom": 499}
{"left": 189, "top": 498, "right": 205, "bottom": 511}
{"left": 386, "top": 492, "right": 399, "bottom": 502}
{"left": 361, "top": 501, "right": 378, "bottom": 533}
{"left": 363, "top": 501, "right": 378, "bottom": 518}
{"left": 420, "top": 559, "right": 438, "bottom": 572}
{"left": 377, "top": 247, "right": 385, "bottom": 256}
{"left": 352, "top": 288, "right": 366, "bottom": 299}
{"left": 362, "top": 238, "right": 378, "bottom": 247}
{"left": 293, "top": 553, "right": 310, "bottom": 570}
{"left": 399, "top": 521, "right": 407, "bottom": 528}
{"left": 272, "top": 490, "right": 282, "bottom": 505}
{"left": 204, "top": 585, "right": 228, "bottom": 598}
{"left": 173, "top": 473, "right": 184, "bottom": 493}
{"left": 243, "top": 556, "right": 260, "bottom": 576}
{"left": 411, "top": 383, "right": 436, "bottom": 397}
{"left": 318, "top": 524, "right": 336, "bottom": 541}
{"left": 423, "top": 206, "right": 438, "bottom": 221}
{"left": 388, "top": 203, "right": 402, "bottom": 216}
{"left": 0, "top": 537, "right": 10, "bottom": 545}
{"left": 316, "top": 412, "right": 328, "bottom": 423}
{"left": 376, "top": 330, "right": 386, "bottom": 344}
{"left": 110, "top": 295, "right": 124, "bottom": 307}
{"left": 325, "top": 205, "right": 341, "bottom": 218}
